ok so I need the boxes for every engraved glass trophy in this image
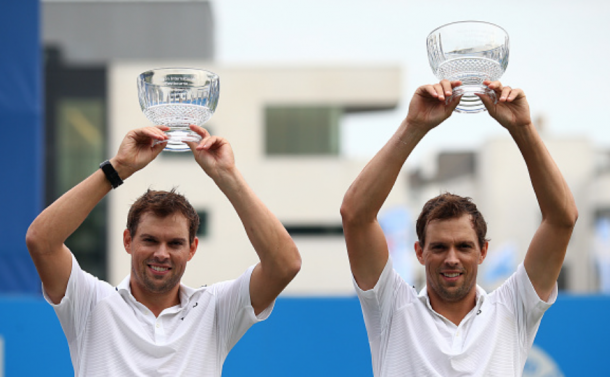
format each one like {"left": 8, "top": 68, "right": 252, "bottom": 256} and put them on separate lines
{"left": 138, "top": 68, "right": 220, "bottom": 151}
{"left": 427, "top": 21, "right": 509, "bottom": 113}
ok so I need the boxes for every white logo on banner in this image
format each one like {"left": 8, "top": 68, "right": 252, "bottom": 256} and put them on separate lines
{"left": 523, "top": 345, "right": 564, "bottom": 377}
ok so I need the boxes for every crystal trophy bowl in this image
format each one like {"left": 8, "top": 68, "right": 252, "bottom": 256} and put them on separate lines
{"left": 138, "top": 68, "right": 220, "bottom": 151}
{"left": 427, "top": 21, "right": 509, "bottom": 113}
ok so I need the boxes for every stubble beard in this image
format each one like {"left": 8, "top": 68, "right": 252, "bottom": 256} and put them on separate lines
{"left": 431, "top": 268, "right": 476, "bottom": 303}
{"left": 134, "top": 263, "right": 182, "bottom": 294}
{"left": 436, "top": 279, "right": 472, "bottom": 302}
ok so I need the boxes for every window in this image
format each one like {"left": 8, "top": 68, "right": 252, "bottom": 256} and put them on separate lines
{"left": 284, "top": 224, "right": 344, "bottom": 236}
{"left": 196, "top": 210, "right": 209, "bottom": 237}
{"left": 265, "top": 106, "right": 341, "bottom": 155}
{"left": 45, "top": 46, "right": 108, "bottom": 280}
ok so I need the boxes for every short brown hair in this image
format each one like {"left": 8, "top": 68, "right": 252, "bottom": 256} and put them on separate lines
{"left": 127, "top": 189, "right": 200, "bottom": 244}
{"left": 416, "top": 193, "right": 488, "bottom": 248}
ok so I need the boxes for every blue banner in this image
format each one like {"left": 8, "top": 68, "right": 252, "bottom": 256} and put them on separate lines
{"left": 1, "top": 296, "right": 607, "bottom": 376}
{"left": 0, "top": 1, "right": 42, "bottom": 293}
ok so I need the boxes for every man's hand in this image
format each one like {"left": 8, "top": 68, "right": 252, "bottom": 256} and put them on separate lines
{"left": 110, "top": 126, "right": 169, "bottom": 179}
{"left": 405, "top": 80, "right": 462, "bottom": 132}
{"left": 479, "top": 80, "right": 532, "bottom": 130}
{"left": 185, "top": 125, "right": 236, "bottom": 180}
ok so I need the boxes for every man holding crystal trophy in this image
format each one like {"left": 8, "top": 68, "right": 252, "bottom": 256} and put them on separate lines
{"left": 26, "top": 68, "right": 302, "bottom": 376}
{"left": 341, "top": 21, "right": 578, "bottom": 376}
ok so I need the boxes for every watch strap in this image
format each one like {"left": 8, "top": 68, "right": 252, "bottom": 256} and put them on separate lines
{"left": 99, "top": 160, "right": 124, "bottom": 189}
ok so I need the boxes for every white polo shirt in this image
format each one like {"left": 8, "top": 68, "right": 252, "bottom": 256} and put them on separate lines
{"left": 44, "top": 254, "right": 273, "bottom": 377}
{"left": 355, "top": 258, "right": 557, "bottom": 377}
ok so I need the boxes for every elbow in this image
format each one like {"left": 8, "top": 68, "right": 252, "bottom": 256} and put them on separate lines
{"left": 285, "top": 244, "right": 302, "bottom": 280}
{"left": 340, "top": 194, "right": 362, "bottom": 226}
{"left": 561, "top": 200, "right": 579, "bottom": 229}
{"left": 340, "top": 202, "right": 353, "bottom": 223}
{"left": 566, "top": 206, "right": 579, "bottom": 228}
{"left": 269, "top": 236, "right": 301, "bottom": 283}
{"left": 548, "top": 204, "right": 579, "bottom": 229}
{"left": 25, "top": 223, "right": 43, "bottom": 255}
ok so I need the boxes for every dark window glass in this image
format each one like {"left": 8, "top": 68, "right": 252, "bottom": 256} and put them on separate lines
{"left": 265, "top": 106, "right": 341, "bottom": 155}
{"left": 45, "top": 46, "right": 108, "bottom": 280}
{"left": 197, "top": 210, "right": 209, "bottom": 237}
{"left": 284, "top": 225, "right": 343, "bottom": 236}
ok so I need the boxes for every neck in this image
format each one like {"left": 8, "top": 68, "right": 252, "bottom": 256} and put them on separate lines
{"left": 129, "top": 279, "right": 181, "bottom": 317}
{"left": 427, "top": 286, "right": 478, "bottom": 326}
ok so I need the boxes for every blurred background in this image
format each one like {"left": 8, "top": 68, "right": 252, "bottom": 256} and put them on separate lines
{"left": 2, "top": 0, "right": 610, "bottom": 375}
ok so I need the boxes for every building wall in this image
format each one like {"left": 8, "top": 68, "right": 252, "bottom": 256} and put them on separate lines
{"left": 410, "top": 134, "right": 597, "bottom": 292}
{"left": 107, "top": 62, "right": 403, "bottom": 295}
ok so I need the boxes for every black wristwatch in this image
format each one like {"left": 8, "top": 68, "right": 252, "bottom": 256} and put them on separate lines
{"left": 99, "top": 160, "right": 124, "bottom": 189}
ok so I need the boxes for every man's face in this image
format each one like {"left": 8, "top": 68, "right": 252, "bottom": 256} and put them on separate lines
{"left": 415, "top": 214, "right": 487, "bottom": 304}
{"left": 124, "top": 212, "right": 198, "bottom": 296}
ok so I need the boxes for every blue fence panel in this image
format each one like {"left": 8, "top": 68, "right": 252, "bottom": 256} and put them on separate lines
{"left": 224, "top": 297, "right": 372, "bottom": 376}
{"left": 0, "top": 297, "right": 72, "bottom": 376}
{"left": 0, "top": 295, "right": 607, "bottom": 376}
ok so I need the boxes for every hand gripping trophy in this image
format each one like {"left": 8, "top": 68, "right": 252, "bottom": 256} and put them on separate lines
{"left": 138, "top": 68, "right": 220, "bottom": 151}
{"left": 427, "top": 21, "right": 509, "bottom": 113}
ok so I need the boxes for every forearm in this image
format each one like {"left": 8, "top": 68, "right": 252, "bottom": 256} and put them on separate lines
{"left": 509, "top": 123, "right": 578, "bottom": 226}
{"left": 341, "top": 121, "right": 426, "bottom": 223}
{"left": 214, "top": 168, "right": 301, "bottom": 277}
{"left": 26, "top": 169, "right": 112, "bottom": 255}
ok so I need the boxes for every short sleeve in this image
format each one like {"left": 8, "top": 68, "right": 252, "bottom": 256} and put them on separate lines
{"left": 353, "top": 257, "right": 414, "bottom": 340}
{"left": 214, "top": 265, "right": 274, "bottom": 353}
{"left": 43, "top": 254, "right": 115, "bottom": 343}
{"left": 493, "top": 263, "right": 557, "bottom": 347}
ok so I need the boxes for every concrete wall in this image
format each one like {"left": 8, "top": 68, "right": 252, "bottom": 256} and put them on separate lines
{"left": 107, "top": 62, "right": 402, "bottom": 295}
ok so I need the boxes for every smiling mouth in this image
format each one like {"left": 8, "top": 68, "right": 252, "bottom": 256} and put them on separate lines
{"left": 149, "top": 265, "right": 171, "bottom": 273}
{"left": 441, "top": 272, "right": 462, "bottom": 278}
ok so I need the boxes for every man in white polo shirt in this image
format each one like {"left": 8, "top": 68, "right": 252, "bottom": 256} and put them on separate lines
{"left": 340, "top": 80, "right": 578, "bottom": 376}
{"left": 26, "top": 125, "right": 301, "bottom": 376}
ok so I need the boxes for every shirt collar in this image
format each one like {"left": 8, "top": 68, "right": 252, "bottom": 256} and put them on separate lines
{"left": 116, "top": 275, "right": 199, "bottom": 309}
{"left": 417, "top": 284, "right": 487, "bottom": 311}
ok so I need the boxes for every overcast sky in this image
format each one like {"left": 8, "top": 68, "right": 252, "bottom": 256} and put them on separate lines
{"left": 213, "top": 0, "right": 610, "bottom": 165}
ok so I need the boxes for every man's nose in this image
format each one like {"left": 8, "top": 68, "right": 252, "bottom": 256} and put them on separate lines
{"left": 153, "top": 244, "right": 170, "bottom": 261}
{"left": 445, "top": 247, "right": 460, "bottom": 266}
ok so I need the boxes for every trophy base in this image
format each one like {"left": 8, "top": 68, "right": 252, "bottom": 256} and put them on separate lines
{"left": 446, "top": 85, "right": 497, "bottom": 114}
{"left": 153, "top": 128, "right": 202, "bottom": 152}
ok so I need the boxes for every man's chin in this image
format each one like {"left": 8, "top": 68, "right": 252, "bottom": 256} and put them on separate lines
{"left": 143, "top": 277, "right": 176, "bottom": 294}
{"left": 438, "top": 286, "right": 470, "bottom": 302}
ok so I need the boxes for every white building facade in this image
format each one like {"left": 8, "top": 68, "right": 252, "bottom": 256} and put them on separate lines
{"left": 107, "top": 62, "right": 404, "bottom": 295}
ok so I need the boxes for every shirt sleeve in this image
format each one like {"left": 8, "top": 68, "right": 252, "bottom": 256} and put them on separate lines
{"left": 353, "top": 257, "right": 414, "bottom": 341}
{"left": 213, "top": 265, "right": 274, "bottom": 353}
{"left": 43, "top": 254, "right": 115, "bottom": 344}
{"left": 494, "top": 263, "right": 557, "bottom": 348}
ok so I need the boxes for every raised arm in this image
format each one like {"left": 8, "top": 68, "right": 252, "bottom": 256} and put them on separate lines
{"left": 479, "top": 81, "right": 578, "bottom": 301}
{"left": 340, "top": 81, "right": 461, "bottom": 290}
{"left": 25, "top": 127, "right": 169, "bottom": 304}
{"left": 187, "top": 126, "right": 301, "bottom": 315}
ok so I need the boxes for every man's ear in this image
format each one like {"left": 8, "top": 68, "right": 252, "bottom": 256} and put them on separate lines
{"left": 188, "top": 237, "right": 199, "bottom": 261}
{"left": 415, "top": 241, "right": 425, "bottom": 265}
{"left": 479, "top": 241, "right": 489, "bottom": 264}
{"left": 123, "top": 229, "right": 132, "bottom": 255}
